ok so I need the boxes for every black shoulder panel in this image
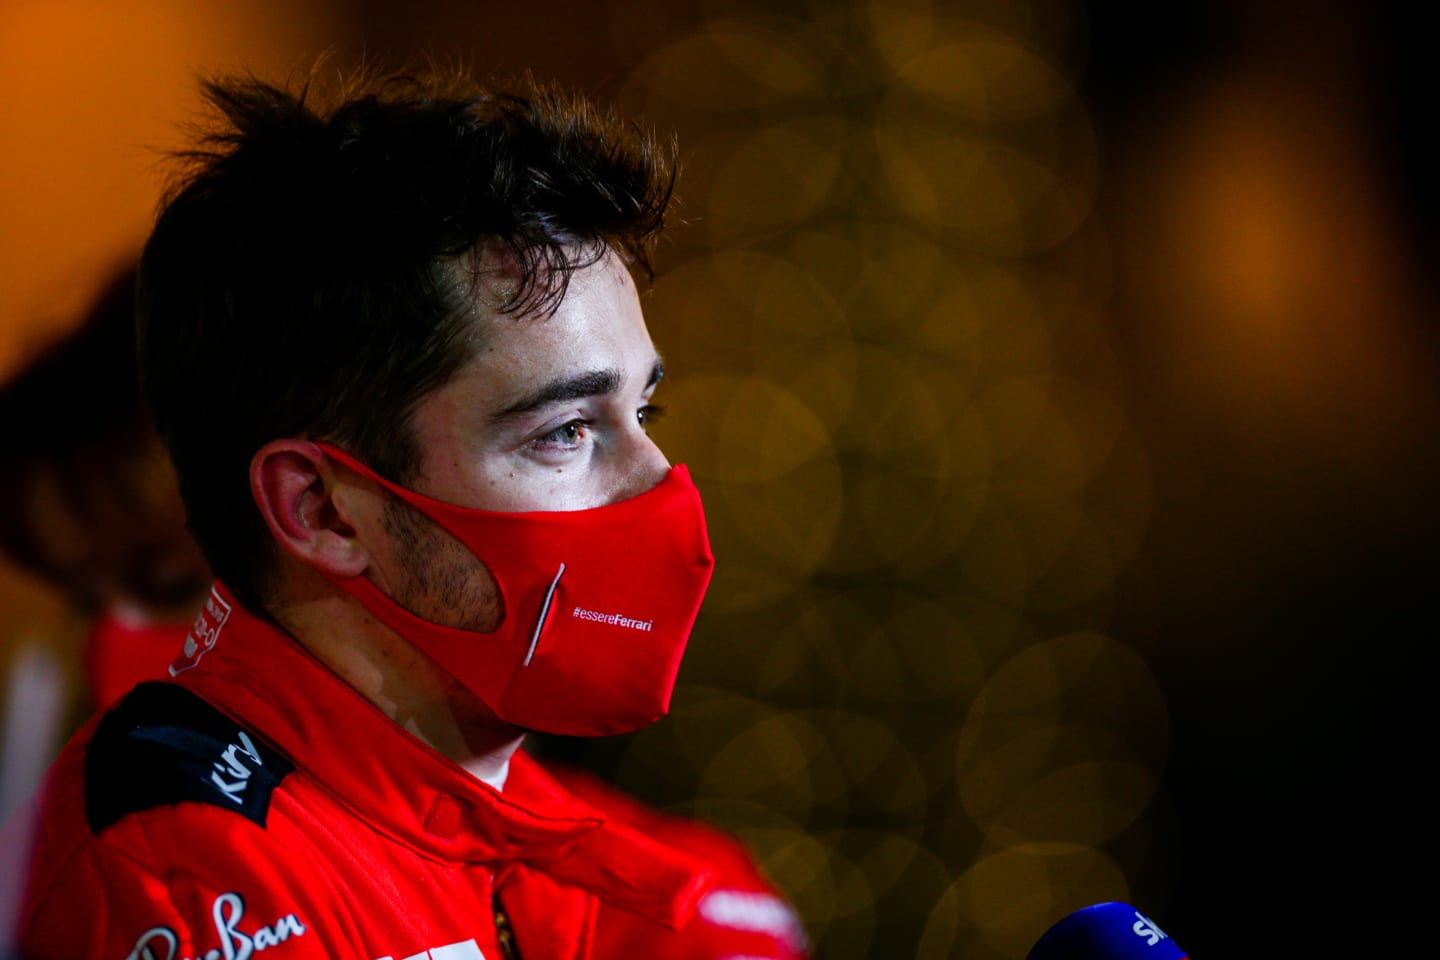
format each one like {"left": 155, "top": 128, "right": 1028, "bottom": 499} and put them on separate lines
{"left": 85, "top": 681, "right": 295, "bottom": 833}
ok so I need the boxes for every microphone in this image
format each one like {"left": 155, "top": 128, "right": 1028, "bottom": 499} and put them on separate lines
{"left": 1027, "top": 902, "right": 1188, "bottom": 959}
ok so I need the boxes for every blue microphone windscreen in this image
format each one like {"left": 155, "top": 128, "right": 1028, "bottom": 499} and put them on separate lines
{"left": 1027, "top": 902, "right": 1188, "bottom": 960}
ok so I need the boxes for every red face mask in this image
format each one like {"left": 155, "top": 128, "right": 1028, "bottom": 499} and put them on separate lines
{"left": 315, "top": 444, "right": 714, "bottom": 737}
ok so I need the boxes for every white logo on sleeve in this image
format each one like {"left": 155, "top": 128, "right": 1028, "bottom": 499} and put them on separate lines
{"left": 372, "top": 940, "right": 486, "bottom": 960}
{"left": 124, "top": 891, "right": 306, "bottom": 960}
{"left": 210, "top": 730, "right": 264, "bottom": 804}
{"left": 699, "top": 889, "right": 808, "bottom": 952}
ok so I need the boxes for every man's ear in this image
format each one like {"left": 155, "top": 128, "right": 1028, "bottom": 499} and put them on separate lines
{"left": 250, "top": 440, "right": 373, "bottom": 578}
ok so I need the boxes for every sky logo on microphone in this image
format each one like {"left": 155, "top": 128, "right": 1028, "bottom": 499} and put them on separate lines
{"left": 1027, "top": 901, "right": 1188, "bottom": 960}
{"left": 1131, "top": 910, "right": 1170, "bottom": 946}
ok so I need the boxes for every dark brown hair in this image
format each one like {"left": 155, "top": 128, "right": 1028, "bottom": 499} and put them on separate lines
{"left": 137, "top": 67, "right": 677, "bottom": 601}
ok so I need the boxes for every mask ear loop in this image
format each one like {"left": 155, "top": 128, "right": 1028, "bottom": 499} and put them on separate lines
{"left": 524, "top": 562, "right": 565, "bottom": 666}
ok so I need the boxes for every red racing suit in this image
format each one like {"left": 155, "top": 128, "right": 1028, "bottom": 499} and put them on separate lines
{"left": 8, "top": 584, "right": 809, "bottom": 960}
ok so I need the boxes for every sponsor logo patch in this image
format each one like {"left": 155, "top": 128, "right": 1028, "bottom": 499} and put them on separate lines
{"left": 169, "top": 587, "right": 232, "bottom": 676}
{"left": 372, "top": 939, "right": 486, "bottom": 960}
{"left": 699, "top": 889, "right": 808, "bottom": 953}
{"left": 125, "top": 891, "right": 306, "bottom": 960}
{"left": 86, "top": 683, "right": 294, "bottom": 833}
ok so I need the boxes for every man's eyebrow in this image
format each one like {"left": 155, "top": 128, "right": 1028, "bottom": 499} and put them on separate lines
{"left": 490, "top": 358, "right": 665, "bottom": 422}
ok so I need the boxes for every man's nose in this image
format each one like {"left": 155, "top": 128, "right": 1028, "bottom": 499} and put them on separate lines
{"left": 612, "top": 427, "right": 672, "bottom": 502}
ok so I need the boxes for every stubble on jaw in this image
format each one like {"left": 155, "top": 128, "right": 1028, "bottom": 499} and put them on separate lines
{"left": 380, "top": 495, "right": 503, "bottom": 633}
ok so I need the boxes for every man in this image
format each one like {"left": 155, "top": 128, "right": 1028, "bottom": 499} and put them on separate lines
{"left": 7, "top": 68, "right": 808, "bottom": 960}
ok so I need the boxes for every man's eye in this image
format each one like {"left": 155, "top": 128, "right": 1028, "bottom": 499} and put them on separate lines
{"left": 540, "top": 420, "right": 589, "bottom": 445}
{"left": 637, "top": 404, "right": 665, "bottom": 430}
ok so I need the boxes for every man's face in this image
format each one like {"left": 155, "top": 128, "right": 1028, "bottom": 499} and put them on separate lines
{"left": 364, "top": 252, "right": 671, "bottom": 632}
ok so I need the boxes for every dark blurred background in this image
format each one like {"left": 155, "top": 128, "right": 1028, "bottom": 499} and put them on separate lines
{"left": 2, "top": 1, "right": 1433, "bottom": 956}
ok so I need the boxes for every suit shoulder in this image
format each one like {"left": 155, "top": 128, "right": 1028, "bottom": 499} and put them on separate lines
{"left": 84, "top": 681, "right": 294, "bottom": 833}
